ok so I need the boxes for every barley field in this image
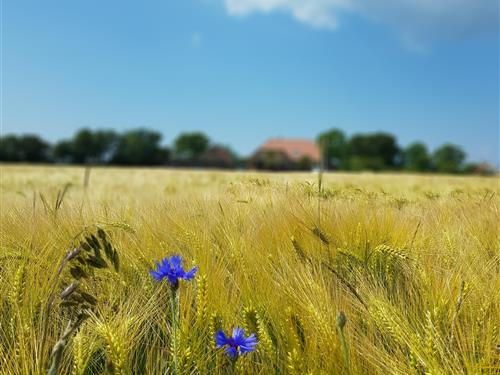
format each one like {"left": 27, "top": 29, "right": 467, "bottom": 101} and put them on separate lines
{"left": 0, "top": 165, "right": 499, "bottom": 374}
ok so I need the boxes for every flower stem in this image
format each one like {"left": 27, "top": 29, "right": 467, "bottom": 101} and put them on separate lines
{"left": 229, "top": 356, "right": 237, "bottom": 375}
{"left": 169, "top": 286, "right": 180, "bottom": 375}
{"left": 336, "top": 311, "right": 350, "bottom": 374}
{"left": 337, "top": 325, "right": 350, "bottom": 374}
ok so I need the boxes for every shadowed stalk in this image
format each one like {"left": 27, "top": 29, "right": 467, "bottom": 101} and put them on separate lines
{"left": 47, "top": 318, "right": 83, "bottom": 375}
{"left": 448, "top": 280, "right": 465, "bottom": 346}
{"left": 45, "top": 227, "right": 120, "bottom": 375}
{"left": 40, "top": 247, "right": 81, "bottom": 374}
{"left": 337, "top": 311, "right": 350, "bottom": 374}
{"left": 83, "top": 166, "right": 91, "bottom": 189}
{"left": 317, "top": 140, "right": 324, "bottom": 228}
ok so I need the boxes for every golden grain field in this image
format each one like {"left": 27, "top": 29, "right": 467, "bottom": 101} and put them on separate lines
{"left": 0, "top": 165, "right": 499, "bottom": 374}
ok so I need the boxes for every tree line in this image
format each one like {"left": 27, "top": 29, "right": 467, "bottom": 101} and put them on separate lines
{"left": 316, "top": 128, "right": 490, "bottom": 174}
{"left": 0, "top": 128, "right": 224, "bottom": 166}
{"left": 0, "top": 127, "right": 494, "bottom": 174}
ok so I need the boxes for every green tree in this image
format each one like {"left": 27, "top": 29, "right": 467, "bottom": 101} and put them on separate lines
{"left": 432, "top": 144, "right": 466, "bottom": 173}
{"left": 348, "top": 156, "right": 386, "bottom": 171}
{"left": 0, "top": 135, "right": 21, "bottom": 161}
{"left": 90, "top": 130, "right": 118, "bottom": 163}
{"left": 403, "top": 142, "right": 431, "bottom": 172}
{"left": 296, "top": 156, "right": 313, "bottom": 171}
{"left": 111, "top": 128, "right": 169, "bottom": 165}
{"left": 71, "top": 128, "right": 118, "bottom": 164}
{"left": 199, "top": 145, "right": 238, "bottom": 169}
{"left": 0, "top": 134, "right": 50, "bottom": 162}
{"left": 70, "top": 128, "right": 94, "bottom": 163}
{"left": 52, "top": 140, "right": 75, "bottom": 163}
{"left": 52, "top": 129, "right": 118, "bottom": 164}
{"left": 18, "top": 135, "right": 51, "bottom": 162}
{"left": 316, "top": 128, "right": 347, "bottom": 170}
{"left": 347, "top": 132, "right": 401, "bottom": 170}
{"left": 173, "top": 132, "right": 209, "bottom": 165}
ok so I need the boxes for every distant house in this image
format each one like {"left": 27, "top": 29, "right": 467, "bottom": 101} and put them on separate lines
{"left": 250, "top": 138, "right": 321, "bottom": 170}
{"left": 200, "top": 145, "right": 236, "bottom": 169}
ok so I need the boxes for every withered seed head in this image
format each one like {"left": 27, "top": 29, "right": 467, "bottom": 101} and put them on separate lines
{"left": 60, "top": 282, "right": 79, "bottom": 299}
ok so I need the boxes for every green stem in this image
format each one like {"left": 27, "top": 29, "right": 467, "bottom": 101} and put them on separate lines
{"left": 338, "top": 326, "right": 350, "bottom": 375}
{"left": 170, "top": 286, "right": 180, "bottom": 375}
{"left": 229, "top": 356, "right": 237, "bottom": 375}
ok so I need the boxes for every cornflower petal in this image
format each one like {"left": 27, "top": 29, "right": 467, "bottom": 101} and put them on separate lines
{"left": 182, "top": 266, "right": 198, "bottom": 280}
{"left": 169, "top": 255, "right": 183, "bottom": 270}
{"left": 215, "top": 327, "right": 258, "bottom": 357}
{"left": 215, "top": 330, "right": 229, "bottom": 347}
{"left": 232, "top": 327, "right": 245, "bottom": 344}
{"left": 226, "top": 347, "right": 238, "bottom": 357}
{"left": 240, "top": 334, "right": 257, "bottom": 353}
{"left": 240, "top": 344, "right": 256, "bottom": 354}
{"left": 160, "top": 258, "right": 170, "bottom": 269}
{"left": 149, "top": 255, "right": 197, "bottom": 286}
{"left": 149, "top": 270, "right": 163, "bottom": 281}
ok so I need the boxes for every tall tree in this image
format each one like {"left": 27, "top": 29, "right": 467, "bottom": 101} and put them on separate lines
{"left": 316, "top": 128, "right": 347, "bottom": 170}
{"left": 403, "top": 142, "right": 431, "bottom": 172}
{"left": 173, "top": 132, "right": 209, "bottom": 165}
{"left": 0, "top": 134, "right": 50, "bottom": 162}
{"left": 71, "top": 128, "right": 118, "bottom": 164}
{"left": 0, "top": 135, "right": 21, "bottom": 161}
{"left": 52, "top": 129, "right": 118, "bottom": 164}
{"left": 432, "top": 144, "right": 466, "bottom": 173}
{"left": 347, "top": 132, "right": 401, "bottom": 170}
{"left": 70, "top": 128, "right": 95, "bottom": 163}
{"left": 52, "top": 140, "right": 75, "bottom": 163}
{"left": 18, "top": 135, "right": 51, "bottom": 162}
{"left": 110, "top": 128, "right": 169, "bottom": 165}
{"left": 91, "top": 130, "right": 118, "bottom": 163}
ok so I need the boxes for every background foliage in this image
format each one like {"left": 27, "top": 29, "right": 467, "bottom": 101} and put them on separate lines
{"left": 1, "top": 127, "right": 490, "bottom": 174}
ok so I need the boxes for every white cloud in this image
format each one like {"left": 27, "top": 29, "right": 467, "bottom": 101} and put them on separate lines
{"left": 223, "top": 0, "right": 499, "bottom": 44}
{"left": 225, "top": 0, "right": 354, "bottom": 29}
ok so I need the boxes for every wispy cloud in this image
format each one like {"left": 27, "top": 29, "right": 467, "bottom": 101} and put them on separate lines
{"left": 224, "top": 0, "right": 352, "bottom": 29}
{"left": 223, "top": 0, "right": 499, "bottom": 46}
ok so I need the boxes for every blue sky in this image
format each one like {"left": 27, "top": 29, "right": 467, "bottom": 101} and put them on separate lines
{"left": 2, "top": 0, "right": 499, "bottom": 163}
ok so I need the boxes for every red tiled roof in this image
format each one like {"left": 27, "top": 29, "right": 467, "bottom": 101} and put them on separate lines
{"left": 256, "top": 138, "right": 320, "bottom": 163}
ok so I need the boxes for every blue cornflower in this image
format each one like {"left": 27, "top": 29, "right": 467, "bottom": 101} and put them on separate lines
{"left": 215, "top": 327, "right": 258, "bottom": 357}
{"left": 150, "top": 255, "right": 198, "bottom": 286}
